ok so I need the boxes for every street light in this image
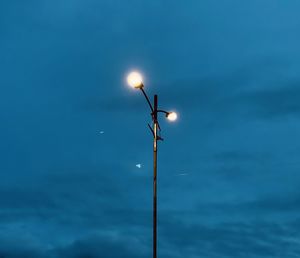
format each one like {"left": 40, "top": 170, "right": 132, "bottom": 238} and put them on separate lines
{"left": 166, "top": 111, "right": 178, "bottom": 122}
{"left": 127, "top": 71, "right": 177, "bottom": 258}
{"left": 127, "top": 71, "right": 144, "bottom": 89}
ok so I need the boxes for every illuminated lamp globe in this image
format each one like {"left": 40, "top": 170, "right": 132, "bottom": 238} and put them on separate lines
{"left": 127, "top": 72, "right": 143, "bottom": 89}
{"left": 167, "top": 112, "right": 178, "bottom": 122}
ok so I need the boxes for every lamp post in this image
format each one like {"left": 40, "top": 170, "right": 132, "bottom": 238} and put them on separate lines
{"left": 127, "top": 71, "right": 177, "bottom": 258}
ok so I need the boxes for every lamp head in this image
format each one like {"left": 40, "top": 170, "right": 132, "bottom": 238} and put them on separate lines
{"left": 166, "top": 111, "right": 178, "bottom": 122}
{"left": 127, "top": 71, "right": 143, "bottom": 89}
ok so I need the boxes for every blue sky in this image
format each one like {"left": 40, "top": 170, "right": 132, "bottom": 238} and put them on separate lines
{"left": 1, "top": 1, "right": 300, "bottom": 257}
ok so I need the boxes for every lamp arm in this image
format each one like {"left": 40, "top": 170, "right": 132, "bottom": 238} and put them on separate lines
{"left": 157, "top": 110, "right": 170, "bottom": 116}
{"left": 140, "top": 87, "right": 154, "bottom": 113}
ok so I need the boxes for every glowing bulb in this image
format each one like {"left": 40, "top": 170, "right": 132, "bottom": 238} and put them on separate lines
{"left": 167, "top": 112, "right": 177, "bottom": 122}
{"left": 127, "top": 71, "right": 143, "bottom": 89}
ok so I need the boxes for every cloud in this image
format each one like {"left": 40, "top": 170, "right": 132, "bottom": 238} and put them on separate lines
{"left": 0, "top": 234, "right": 51, "bottom": 258}
{"left": 86, "top": 57, "right": 300, "bottom": 127}
{"left": 240, "top": 83, "right": 300, "bottom": 119}
{"left": 0, "top": 160, "right": 153, "bottom": 255}
{"left": 158, "top": 211, "right": 300, "bottom": 258}
{"left": 0, "top": 162, "right": 153, "bottom": 256}
{"left": 54, "top": 233, "right": 149, "bottom": 258}
{"left": 1, "top": 1, "right": 300, "bottom": 257}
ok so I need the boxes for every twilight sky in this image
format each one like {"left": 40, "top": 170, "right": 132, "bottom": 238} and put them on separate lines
{"left": 1, "top": 1, "right": 300, "bottom": 257}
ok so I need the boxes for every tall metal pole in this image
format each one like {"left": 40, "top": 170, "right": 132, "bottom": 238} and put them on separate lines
{"left": 128, "top": 74, "right": 176, "bottom": 257}
{"left": 153, "top": 94, "right": 158, "bottom": 258}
